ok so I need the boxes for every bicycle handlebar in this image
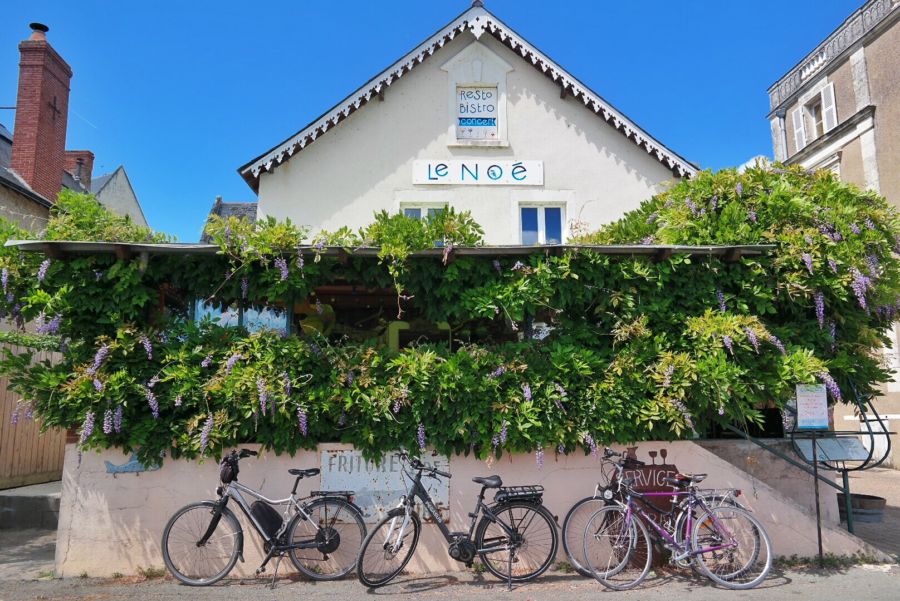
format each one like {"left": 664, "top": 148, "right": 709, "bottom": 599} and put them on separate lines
{"left": 236, "top": 449, "right": 258, "bottom": 459}
{"left": 396, "top": 451, "right": 451, "bottom": 478}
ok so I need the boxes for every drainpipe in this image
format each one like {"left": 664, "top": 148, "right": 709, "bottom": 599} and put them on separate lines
{"left": 775, "top": 108, "right": 788, "bottom": 163}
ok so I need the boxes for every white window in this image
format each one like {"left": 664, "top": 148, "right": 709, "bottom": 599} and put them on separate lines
{"left": 401, "top": 204, "right": 446, "bottom": 220}
{"left": 520, "top": 205, "right": 564, "bottom": 245}
{"left": 791, "top": 82, "right": 837, "bottom": 151}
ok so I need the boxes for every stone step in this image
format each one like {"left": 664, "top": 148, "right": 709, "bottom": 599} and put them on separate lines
{"left": 0, "top": 481, "right": 61, "bottom": 530}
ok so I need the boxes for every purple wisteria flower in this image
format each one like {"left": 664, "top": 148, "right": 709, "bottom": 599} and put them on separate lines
{"left": 36, "top": 259, "right": 51, "bottom": 283}
{"left": 748, "top": 209, "right": 757, "bottom": 223}
{"left": 296, "top": 251, "right": 305, "bottom": 271}
{"left": 139, "top": 334, "right": 153, "bottom": 360}
{"left": 802, "top": 253, "right": 814, "bottom": 275}
{"left": 511, "top": 261, "right": 526, "bottom": 271}
{"left": 735, "top": 182, "right": 743, "bottom": 197}
{"left": 346, "top": 371, "right": 354, "bottom": 386}
{"left": 672, "top": 399, "right": 696, "bottom": 433}
{"left": 488, "top": 366, "right": 507, "bottom": 379}
{"left": 94, "top": 270, "right": 103, "bottom": 281}
{"left": 685, "top": 198, "right": 699, "bottom": 217}
{"left": 417, "top": 423, "right": 427, "bottom": 452}
{"left": 768, "top": 334, "right": 787, "bottom": 355}
{"left": 850, "top": 267, "right": 872, "bottom": 310}
{"left": 814, "top": 291, "right": 825, "bottom": 328}
{"left": 93, "top": 378, "right": 103, "bottom": 392}
{"left": 241, "top": 277, "right": 249, "bottom": 299}
{"left": 646, "top": 212, "right": 659, "bottom": 224}
{"left": 23, "top": 404, "right": 33, "bottom": 421}
{"left": 297, "top": 408, "right": 308, "bottom": 436}
{"left": 315, "top": 298, "right": 324, "bottom": 315}
{"left": 10, "top": 403, "right": 19, "bottom": 426}
{"left": 804, "top": 235, "right": 813, "bottom": 245}
{"left": 87, "top": 345, "right": 110, "bottom": 376}
{"left": 257, "top": 377, "right": 268, "bottom": 414}
{"left": 146, "top": 389, "right": 159, "bottom": 419}
{"left": 113, "top": 405, "right": 123, "bottom": 432}
{"left": 850, "top": 223, "right": 861, "bottom": 235}
{"left": 492, "top": 260, "right": 502, "bottom": 273}
{"left": 274, "top": 257, "right": 289, "bottom": 281}
{"left": 522, "top": 384, "right": 532, "bottom": 401}
{"left": 817, "top": 371, "right": 842, "bottom": 401}
{"left": 148, "top": 375, "right": 159, "bottom": 388}
{"left": 828, "top": 259, "right": 839, "bottom": 273}
{"left": 554, "top": 383, "right": 567, "bottom": 410}
{"left": 535, "top": 447, "right": 544, "bottom": 470}
{"left": 865, "top": 217, "right": 876, "bottom": 230}
{"left": 338, "top": 412, "right": 347, "bottom": 426}
{"left": 225, "top": 353, "right": 241, "bottom": 374}
{"left": 1, "top": 268, "right": 8, "bottom": 294}
{"left": 709, "top": 195, "right": 718, "bottom": 212}
{"left": 867, "top": 254, "right": 880, "bottom": 278}
{"left": 718, "top": 405, "right": 725, "bottom": 416}
{"left": 282, "top": 371, "right": 291, "bottom": 397}
{"left": 722, "top": 335, "right": 734, "bottom": 354}
{"left": 175, "top": 394, "right": 183, "bottom": 407}
{"left": 314, "top": 239, "right": 326, "bottom": 251}
{"left": 393, "top": 398, "right": 402, "bottom": 413}
{"left": 583, "top": 433, "right": 598, "bottom": 458}
{"left": 200, "top": 415, "right": 214, "bottom": 453}
{"left": 717, "top": 290, "right": 727, "bottom": 312}
{"left": 744, "top": 327, "right": 760, "bottom": 353}
{"left": 103, "top": 409, "right": 114, "bottom": 434}
{"left": 79, "top": 411, "right": 95, "bottom": 445}
{"left": 557, "top": 443, "right": 566, "bottom": 455}
{"left": 36, "top": 314, "right": 62, "bottom": 335}
{"left": 499, "top": 420, "right": 508, "bottom": 445}
{"left": 201, "top": 355, "right": 213, "bottom": 368}
{"left": 640, "top": 235, "right": 655, "bottom": 245}
{"left": 223, "top": 225, "right": 233, "bottom": 246}
{"left": 662, "top": 364, "right": 675, "bottom": 387}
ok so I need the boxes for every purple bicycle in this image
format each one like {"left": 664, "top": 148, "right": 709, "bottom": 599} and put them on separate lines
{"left": 582, "top": 471, "right": 772, "bottom": 590}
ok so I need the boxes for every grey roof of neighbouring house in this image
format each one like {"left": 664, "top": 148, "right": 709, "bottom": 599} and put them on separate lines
{"left": 200, "top": 198, "right": 258, "bottom": 243}
{"left": 90, "top": 171, "right": 115, "bottom": 193}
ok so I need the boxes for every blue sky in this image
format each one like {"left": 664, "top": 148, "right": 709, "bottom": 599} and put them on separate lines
{"left": 2, "top": 0, "right": 860, "bottom": 241}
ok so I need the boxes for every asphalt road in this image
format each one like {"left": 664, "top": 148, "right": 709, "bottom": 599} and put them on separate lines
{"left": 0, "top": 564, "right": 898, "bottom": 601}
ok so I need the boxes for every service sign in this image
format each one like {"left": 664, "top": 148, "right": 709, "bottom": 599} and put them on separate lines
{"left": 320, "top": 449, "right": 449, "bottom": 523}
{"left": 413, "top": 160, "right": 544, "bottom": 186}
{"left": 796, "top": 384, "right": 829, "bottom": 430}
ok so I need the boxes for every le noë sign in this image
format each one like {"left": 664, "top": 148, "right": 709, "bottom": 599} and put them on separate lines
{"left": 413, "top": 160, "right": 543, "bottom": 186}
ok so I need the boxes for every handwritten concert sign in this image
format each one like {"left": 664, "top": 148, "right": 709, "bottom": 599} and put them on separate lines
{"left": 412, "top": 160, "right": 544, "bottom": 186}
{"left": 796, "top": 384, "right": 829, "bottom": 430}
{"left": 457, "top": 86, "right": 497, "bottom": 139}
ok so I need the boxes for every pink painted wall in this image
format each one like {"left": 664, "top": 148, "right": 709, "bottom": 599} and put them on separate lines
{"left": 55, "top": 440, "right": 885, "bottom": 578}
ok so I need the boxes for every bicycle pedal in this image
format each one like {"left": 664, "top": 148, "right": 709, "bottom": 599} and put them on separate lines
{"left": 255, "top": 567, "right": 266, "bottom": 575}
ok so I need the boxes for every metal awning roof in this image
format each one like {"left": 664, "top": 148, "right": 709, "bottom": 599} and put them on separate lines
{"left": 4, "top": 240, "right": 775, "bottom": 261}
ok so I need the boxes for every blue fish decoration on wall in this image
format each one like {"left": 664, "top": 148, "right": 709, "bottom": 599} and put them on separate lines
{"left": 104, "top": 453, "right": 160, "bottom": 476}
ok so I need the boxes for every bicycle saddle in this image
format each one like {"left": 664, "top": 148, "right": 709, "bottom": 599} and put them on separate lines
{"left": 288, "top": 468, "right": 320, "bottom": 478}
{"left": 664, "top": 473, "right": 707, "bottom": 487}
{"left": 472, "top": 475, "right": 503, "bottom": 488}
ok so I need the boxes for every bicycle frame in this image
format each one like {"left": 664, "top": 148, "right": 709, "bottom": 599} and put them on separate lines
{"left": 383, "top": 465, "right": 519, "bottom": 556}
{"left": 619, "top": 489, "right": 737, "bottom": 559}
{"left": 220, "top": 481, "right": 321, "bottom": 549}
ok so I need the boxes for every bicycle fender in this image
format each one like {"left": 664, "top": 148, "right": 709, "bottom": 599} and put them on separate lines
{"left": 387, "top": 507, "right": 408, "bottom": 518}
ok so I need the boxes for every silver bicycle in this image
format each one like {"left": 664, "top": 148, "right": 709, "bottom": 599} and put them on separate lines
{"left": 162, "top": 448, "right": 367, "bottom": 585}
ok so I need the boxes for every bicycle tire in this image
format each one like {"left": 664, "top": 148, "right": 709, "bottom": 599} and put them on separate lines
{"left": 561, "top": 496, "right": 608, "bottom": 577}
{"left": 474, "top": 500, "right": 558, "bottom": 583}
{"left": 356, "top": 511, "right": 421, "bottom": 588}
{"left": 161, "top": 501, "right": 243, "bottom": 586}
{"left": 691, "top": 506, "right": 772, "bottom": 589}
{"left": 582, "top": 506, "right": 652, "bottom": 590}
{"left": 287, "top": 497, "right": 367, "bottom": 580}
{"left": 672, "top": 494, "right": 742, "bottom": 568}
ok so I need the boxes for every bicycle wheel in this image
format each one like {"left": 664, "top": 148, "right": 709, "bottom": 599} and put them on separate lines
{"left": 582, "top": 506, "right": 652, "bottom": 590}
{"left": 288, "top": 497, "right": 367, "bottom": 580}
{"left": 161, "top": 501, "right": 243, "bottom": 586}
{"left": 474, "top": 501, "right": 558, "bottom": 583}
{"left": 672, "top": 494, "right": 742, "bottom": 568}
{"left": 691, "top": 505, "right": 771, "bottom": 589}
{"left": 561, "top": 496, "right": 608, "bottom": 577}
{"left": 356, "top": 510, "right": 420, "bottom": 587}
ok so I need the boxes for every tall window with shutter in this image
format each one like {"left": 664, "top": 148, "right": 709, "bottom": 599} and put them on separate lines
{"left": 792, "top": 81, "right": 838, "bottom": 155}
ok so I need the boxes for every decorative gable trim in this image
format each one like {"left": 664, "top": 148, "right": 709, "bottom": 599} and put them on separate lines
{"left": 238, "top": 5, "right": 697, "bottom": 192}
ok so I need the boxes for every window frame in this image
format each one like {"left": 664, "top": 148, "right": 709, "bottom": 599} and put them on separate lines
{"left": 518, "top": 203, "right": 566, "bottom": 245}
{"left": 399, "top": 202, "right": 448, "bottom": 220}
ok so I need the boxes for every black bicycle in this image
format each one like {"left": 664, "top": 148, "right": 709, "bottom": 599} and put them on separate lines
{"left": 161, "top": 449, "right": 367, "bottom": 585}
{"left": 355, "top": 451, "right": 558, "bottom": 589}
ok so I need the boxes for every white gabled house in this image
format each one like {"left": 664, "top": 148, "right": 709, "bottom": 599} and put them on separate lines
{"left": 238, "top": 1, "right": 696, "bottom": 244}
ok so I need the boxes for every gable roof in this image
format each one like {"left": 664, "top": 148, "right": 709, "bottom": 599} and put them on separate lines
{"left": 238, "top": 3, "right": 697, "bottom": 193}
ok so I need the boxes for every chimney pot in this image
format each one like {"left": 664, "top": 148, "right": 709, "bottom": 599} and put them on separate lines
{"left": 28, "top": 23, "right": 49, "bottom": 41}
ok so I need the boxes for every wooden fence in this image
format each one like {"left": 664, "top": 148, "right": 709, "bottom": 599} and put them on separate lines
{"left": 0, "top": 344, "right": 65, "bottom": 489}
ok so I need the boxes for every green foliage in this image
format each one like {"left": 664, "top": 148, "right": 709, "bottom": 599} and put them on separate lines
{"left": 46, "top": 189, "right": 172, "bottom": 243}
{"left": 1, "top": 169, "right": 899, "bottom": 465}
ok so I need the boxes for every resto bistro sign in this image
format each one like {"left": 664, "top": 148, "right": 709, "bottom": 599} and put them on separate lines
{"left": 413, "top": 160, "right": 544, "bottom": 186}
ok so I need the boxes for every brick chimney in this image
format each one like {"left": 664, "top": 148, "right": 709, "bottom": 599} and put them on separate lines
{"left": 65, "top": 150, "right": 94, "bottom": 190}
{"left": 10, "top": 23, "right": 73, "bottom": 202}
